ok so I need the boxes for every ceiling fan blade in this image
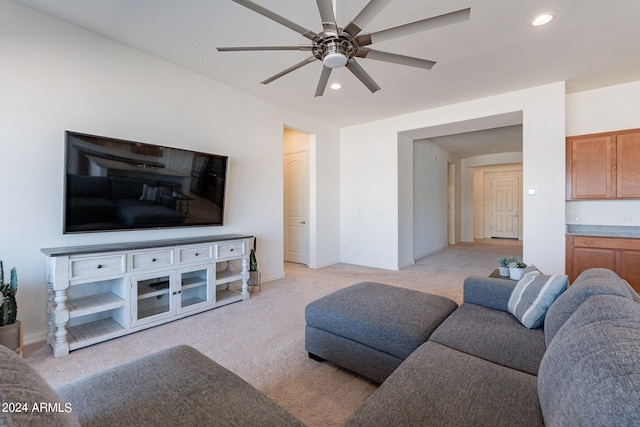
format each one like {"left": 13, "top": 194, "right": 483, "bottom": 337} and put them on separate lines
{"left": 343, "top": 0, "right": 392, "bottom": 37}
{"left": 316, "top": 0, "right": 338, "bottom": 35}
{"left": 232, "top": 0, "right": 318, "bottom": 41}
{"left": 356, "top": 8, "right": 471, "bottom": 46}
{"left": 345, "top": 59, "right": 381, "bottom": 93}
{"left": 314, "top": 66, "right": 332, "bottom": 97}
{"left": 356, "top": 48, "right": 436, "bottom": 69}
{"left": 261, "top": 56, "right": 318, "bottom": 85}
{"left": 217, "top": 45, "right": 312, "bottom": 52}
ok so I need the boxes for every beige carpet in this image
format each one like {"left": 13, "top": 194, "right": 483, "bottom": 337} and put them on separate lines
{"left": 26, "top": 239, "right": 521, "bottom": 427}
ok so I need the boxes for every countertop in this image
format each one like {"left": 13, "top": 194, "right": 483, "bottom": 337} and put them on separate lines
{"left": 566, "top": 224, "right": 640, "bottom": 239}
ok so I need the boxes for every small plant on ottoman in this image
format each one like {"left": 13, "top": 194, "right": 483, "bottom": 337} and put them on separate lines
{"left": 508, "top": 260, "right": 528, "bottom": 280}
{"left": 497, "top": 257, "right": 516, "bottom": 277}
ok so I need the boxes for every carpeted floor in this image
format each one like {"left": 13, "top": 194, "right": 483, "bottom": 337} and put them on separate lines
{"left": 26, "top": 239, "right": 521, "bottom": 427}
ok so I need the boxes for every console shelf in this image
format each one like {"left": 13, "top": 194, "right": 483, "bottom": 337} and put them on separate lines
{"left": 67, "top": 292, "right": 126, "bottom": 318}
{"left": 215, "top": 269, "right": 242, "bottom": 284}
{"left": 43, "top": 234, "right": 252, "bottom": 357}
{"left": 68, "top": 317, "right": 126, "bottom": 348}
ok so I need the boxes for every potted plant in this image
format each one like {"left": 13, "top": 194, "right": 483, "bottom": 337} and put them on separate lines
{"left": 248, "top": 237, "right": 260, "bottom": 293}
{"left": 0, "top": 260, "right": 21, "bottom": 355}
{"left": 497, "top": 257, "right": 516, "bottom": 277}
{"left": 508, "top": 260, "right": 527, "bottom": 280}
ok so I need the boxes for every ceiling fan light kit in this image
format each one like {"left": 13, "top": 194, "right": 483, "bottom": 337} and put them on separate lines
{"left": 323, "top": 52, "right": 347, "bottom": 68}
{"left": 218, "top": 0, "right": 471, "bottom": 96}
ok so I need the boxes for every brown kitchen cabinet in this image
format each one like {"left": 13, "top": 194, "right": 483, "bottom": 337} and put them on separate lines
{"left": 566, "top": 235, "right": 640, "bottom": 292}
{"left": 566, "top": 129, "right": 640, "bottom": 200}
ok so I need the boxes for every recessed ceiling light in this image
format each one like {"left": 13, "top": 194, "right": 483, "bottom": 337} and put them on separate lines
{"left": 330, "top": 83, "right": 342, "bottom": 90}
{"left": 531, "top": 13, "right": 554, "bottom": 27}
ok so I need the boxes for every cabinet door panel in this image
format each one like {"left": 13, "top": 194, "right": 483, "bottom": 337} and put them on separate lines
{"left": 569, "top": 136, "right": 615, "bottom": 199}
{"left": 131, "top": 272, "right": 175, "bottom": 326}
{"left": 572, "top": 247, "right": 617, "bottom": 279}
{"left": 620, "top": 250, "right": 640, "bottom": 293}
{"left": 616, "top": 132, "right": 640, "bottom": 198}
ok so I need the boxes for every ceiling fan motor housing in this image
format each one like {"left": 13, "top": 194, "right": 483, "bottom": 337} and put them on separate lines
{"left": 314, "top": 34, "right": 356, "bottom": 68}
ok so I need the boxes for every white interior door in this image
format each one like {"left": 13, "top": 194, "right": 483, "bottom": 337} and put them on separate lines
{"left": 284, "top": 150, "right": 309, "bottom": 264}
{"left": 491, "top": 176, "right": 519, "bottom": 239}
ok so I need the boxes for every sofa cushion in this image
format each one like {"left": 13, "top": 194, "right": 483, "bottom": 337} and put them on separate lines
{"left": 345, "top": 341, "right": 544, "bottom": 427}
{"left": 508, "top": 272, "right": 568, "bottom": 329}
{"left": 0, "top": 345, "right": 80, "bottom": 427}
{"left": 463, "top": 276, "right": 517, "bottom": 311}
{"left": 429, "top": 303, "right": 546, "bottom": 375}
{"left": 538, "top": 294, "right": 640, "bottom": 426}
{"left": 55, "top": 345, "right": 304, "bottom": 427}
{"left": 544, "top": 268, "right": 639, "bottom": 346}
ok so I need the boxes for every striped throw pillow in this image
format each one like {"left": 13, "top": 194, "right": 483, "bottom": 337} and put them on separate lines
{"left": 508, "top": 272, "right": 569, "bottom": 329}
{"left": 139, "top": 184, "right": 164, "bottom": 202}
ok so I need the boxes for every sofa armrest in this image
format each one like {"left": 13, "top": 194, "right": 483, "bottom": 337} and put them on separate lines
{"left": 55, "top": 345, "right": 303, "bottom": 427}
{"left": 463, "top": 276, "right": 517, "bottom": 312}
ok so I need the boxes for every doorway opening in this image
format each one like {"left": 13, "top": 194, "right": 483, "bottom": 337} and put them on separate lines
{"left": 404, "top": 111, "right": 524, "bottom": 264}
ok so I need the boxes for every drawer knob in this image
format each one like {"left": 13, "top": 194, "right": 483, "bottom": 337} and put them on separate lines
{"left": 152, "top": 258, "right": 157, "bottom": 262}
{"left": 96, "top": 264, "right": 103, "bottom": 269}
{"left": 230, "top": 248, "right": 234, "bottom": 252}
{"left": 195, "top": 253, "right": 199, "bottom": 256}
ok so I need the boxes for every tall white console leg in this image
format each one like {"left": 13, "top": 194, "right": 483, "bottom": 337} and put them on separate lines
{"left": 52, "top": 289, "right": 70, "bottom": 358}
{"left": 241, "top": 258, "right": 249, "bottom": 300}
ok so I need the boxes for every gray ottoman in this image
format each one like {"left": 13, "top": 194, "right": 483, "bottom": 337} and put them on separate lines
{"left": 305, "top": 282, "right": 458, "bottom": 383}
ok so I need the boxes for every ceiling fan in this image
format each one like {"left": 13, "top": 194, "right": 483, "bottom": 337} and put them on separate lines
{"left": 218, "top": 0, "right": 470, "bottom": 96}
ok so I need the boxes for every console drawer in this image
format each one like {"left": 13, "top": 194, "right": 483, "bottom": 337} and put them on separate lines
{"left": 215, "top": 241, "right": 245, "bottom": 259}
{"left": 178, "top": 245, "right": 213, "bottom": 264}
{"left": 70, "top": 254, "right": 126, "bottom": 280}
{"left": 131, "top": 249, "right": 174, "bottom": 271}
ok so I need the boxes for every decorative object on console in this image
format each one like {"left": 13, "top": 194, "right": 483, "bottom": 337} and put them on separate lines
{"left": 0, "top": 260, "right": 22, "bottom": 356}
{"left": 248, "top": 237, "right": 261, "bottom": 293}
{"left": 250, "top": 237, "right": 258, "bottom": 271}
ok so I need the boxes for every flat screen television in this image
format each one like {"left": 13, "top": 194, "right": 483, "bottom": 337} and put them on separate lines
{"left": 64, "top": 131, "right": 228, "bottom": 233}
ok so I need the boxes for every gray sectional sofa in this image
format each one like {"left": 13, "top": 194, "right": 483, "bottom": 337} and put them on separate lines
{"left": 1, "top": 268, "right": 638, "bottom": 426}
{"left": 345, "top": 268, "right": 640, "bottom": 426}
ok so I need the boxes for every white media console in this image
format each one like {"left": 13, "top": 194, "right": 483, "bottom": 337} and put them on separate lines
{"left": 42, "top": 234, "right": 252, "bottom": 357}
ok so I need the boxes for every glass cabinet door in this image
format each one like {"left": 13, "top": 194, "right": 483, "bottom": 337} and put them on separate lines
{"left": 132, "top": 272, "right": 175, "bottom": 326}
{"left": 178, "top": 267, "right": 212, "bottom": 313}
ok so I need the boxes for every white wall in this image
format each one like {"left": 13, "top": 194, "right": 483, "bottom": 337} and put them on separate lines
{"left": 413, "top": 140, "right": 449, "bottom": 260}
{"left": 341, "top": 82, "right": 566, "bottom": 273}
{"left": 566, "top": 81, "right": 640, "bottom": 226}
{"left": 0, "top": 0, "right": 340, "bottom": 343}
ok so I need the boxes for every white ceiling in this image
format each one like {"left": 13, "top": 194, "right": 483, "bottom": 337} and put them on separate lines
{"left": 12, "top": 0, "right": 640, "bottom": 130}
